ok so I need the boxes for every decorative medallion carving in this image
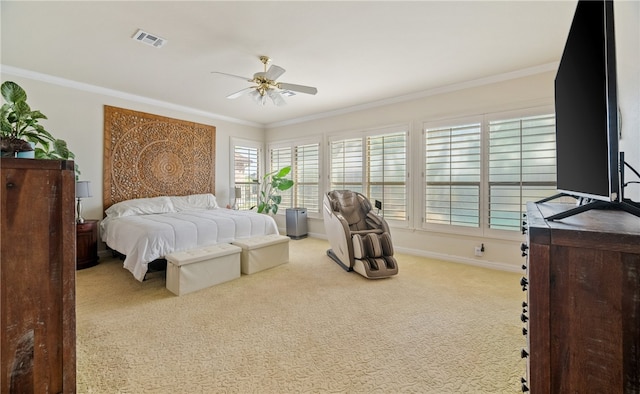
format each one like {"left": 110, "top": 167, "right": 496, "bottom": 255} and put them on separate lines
{"left": 103, "top": 106, "right": 216, "bottom": 210}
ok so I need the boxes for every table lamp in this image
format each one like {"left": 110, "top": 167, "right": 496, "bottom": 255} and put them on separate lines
{"left": 232, "top": 186, "right": 241, "bottom": 210}
{"left": 75, "top": 180, "right": 93, "bottom": 223}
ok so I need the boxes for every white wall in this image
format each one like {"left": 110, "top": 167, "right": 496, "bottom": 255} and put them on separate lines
{"left": 0, "top": 73, "right": 265, "bottom": 223}
{"left": 616, "top": 0, "right": 640, "bottom": 202}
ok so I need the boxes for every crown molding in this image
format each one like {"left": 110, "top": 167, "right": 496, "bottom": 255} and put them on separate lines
{"left": 266, "top": 62, "right": 559, "bottom": 129}
{"left": 2, "top": 62, "right": 558, "bottom": 130}
{"left": 0, "top": 65, "right": 263, "bottom": 128}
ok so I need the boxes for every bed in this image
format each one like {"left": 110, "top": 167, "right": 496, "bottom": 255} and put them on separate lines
{"left": 100, "top": 194, "right": 278, "bottom": 281}
{"left": 102, "top": 106, "right": 279, "bottom": 281}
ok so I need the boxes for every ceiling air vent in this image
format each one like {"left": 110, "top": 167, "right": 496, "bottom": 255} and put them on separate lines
{"left": 132, "top": 29, "right": 167, "bottom": 48}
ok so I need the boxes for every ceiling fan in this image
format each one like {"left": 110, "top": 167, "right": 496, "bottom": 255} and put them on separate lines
{"left": 212, "top": 56, "right": 318, "bottom": 106}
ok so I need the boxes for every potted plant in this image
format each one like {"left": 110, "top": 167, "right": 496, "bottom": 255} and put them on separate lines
{"left": 256, "top": 166, "right": 294, "bottom": 214}
{"left": 1, "top": 80, "right": 75, "bottom": 162}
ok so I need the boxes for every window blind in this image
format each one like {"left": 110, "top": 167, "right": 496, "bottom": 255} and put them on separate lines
{"left": 233, "top": 145, "right": 259, "bottom": 210}
{"left": 329, "top": 138, "right": 364, "bottom": 193}
{"left": 367, "top": 132, "right": 407, "bottom": 220}
{"left": 488, "top": 114, "right": 556, "bottom": 230}
{"left": 425, "top": 123, "right": 481, "bottom": 227}
{"left": 329, "top": 131, "right": 407, "bottom": 221}
{"left": 269, "top": 147, "right": 293, "bottom": 210}
{"left": 294, "top": 143, "right": 320, "bottom": 213}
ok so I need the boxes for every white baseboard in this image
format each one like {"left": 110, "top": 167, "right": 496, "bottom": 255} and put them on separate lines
{"left": 301, "top": 232, "right": 522, "bottom": 273}
{"left": 101, "top": 231, "right": 522, "bottom": 274}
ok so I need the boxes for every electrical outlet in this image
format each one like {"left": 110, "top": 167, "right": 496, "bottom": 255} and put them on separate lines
{"left": 474, "top": 246, "right": 484, "bottom": 257}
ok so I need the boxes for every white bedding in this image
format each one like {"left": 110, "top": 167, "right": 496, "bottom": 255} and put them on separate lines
{"left": 100, "top": 196, "right": 278, "bottom": 281}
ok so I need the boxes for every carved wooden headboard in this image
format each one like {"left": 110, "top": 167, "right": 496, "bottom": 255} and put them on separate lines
{"left": 103, "top": 105, "right": 216, "bottom": 211}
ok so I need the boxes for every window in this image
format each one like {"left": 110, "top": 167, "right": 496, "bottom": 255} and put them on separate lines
{"left": 425, "top": 123, "right": 481, "bottom": 227}
{"left": 488, "top": 114, "right": 556, "bottom": 231}
{"left": 294, "top": 143, "right": 320, "bottom": 213}
{"left": 329, "top": 138, "right": 363, "bottom": 193}
{"left": 329, "top": 128, "right": 408, "bottom": 221}
{"left": 269, "top": 147, "right": 293, "bottom": 211}
{"left": 232, "top": 141, "right": 261, "bottom": 210}
{"left": 423, "top": 111, "right": 555, "bottom": 233}
{"left": 267, "top": 140, "right": 321, "bottom": 214}
{"left": 367, "top": 133, "right": 407, "bottom": 220}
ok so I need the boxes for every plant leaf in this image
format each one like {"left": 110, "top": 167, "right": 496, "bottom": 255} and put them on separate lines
{"left": 1, "top": 81, "right": 27, "bottom": 104}
{"left": 275, "top": 166, "right": 291, "bottom": 178}
{"left": 277, "top": 179, "right": 294, "bottom": 191}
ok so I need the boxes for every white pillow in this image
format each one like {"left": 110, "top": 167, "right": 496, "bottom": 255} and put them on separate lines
{"left": 169, "top": 193, "right": 218, "bottom": 211}
{"left": 105, "top": 196, "right": 175, "bottom": 218}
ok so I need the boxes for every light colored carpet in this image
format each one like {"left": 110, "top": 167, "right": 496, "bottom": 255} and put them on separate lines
{"left": 76, "top": 237, "right": 526, "bottom": 393}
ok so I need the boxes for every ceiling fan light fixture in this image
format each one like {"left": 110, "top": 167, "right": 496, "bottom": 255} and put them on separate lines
{"left": 268, "top": 89, "right": 287, "bottom": 106}
{"left": 212, "top": 55, "right": 317, "bottom": 107}
{"left": 249, "top": 89, "right": 268, "bottom": 106}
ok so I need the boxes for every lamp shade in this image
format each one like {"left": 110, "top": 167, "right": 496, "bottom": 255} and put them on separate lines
{"left": 75, "top": 181, "right": 93, "bottom": 199}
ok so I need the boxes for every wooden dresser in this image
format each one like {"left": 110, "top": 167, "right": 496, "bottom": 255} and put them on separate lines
{"left": 1, "top": 158, "right": 76, "bottom": 393}
{"left": 522, "top": 202, "right": 640, "bottom": 393}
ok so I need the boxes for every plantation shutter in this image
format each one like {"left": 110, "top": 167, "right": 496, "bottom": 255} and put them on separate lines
{"left": 294, "top": 143, "right": 320, "bottom": 213}
{"left": 233, "top": 145, "right": 259, "bottom": 210}
{"left": 425, "top": 123, "right": 481, "bottom": 227}
{"left": 366, "top": 132, "right": 407, "bottom": 220}
{"left": 329, "top": 138, "right": 364, "bottom": 193}
{"left": 269, "top": 147, "right": 293, "bottom": 210}
{"left": 488, "top": 114, "right": 556, "bottom": 230}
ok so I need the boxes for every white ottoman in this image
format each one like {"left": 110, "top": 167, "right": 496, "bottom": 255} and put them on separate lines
{"left": 232, "top": 234, "right": 290, "bottom": 274}
{"left": 165, "top": 243, "right": 241, "bottom": 295}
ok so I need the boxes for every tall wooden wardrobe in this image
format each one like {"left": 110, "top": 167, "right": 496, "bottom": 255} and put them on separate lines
{"left": 1, "top": 158, "right": 76, "bottom": 393}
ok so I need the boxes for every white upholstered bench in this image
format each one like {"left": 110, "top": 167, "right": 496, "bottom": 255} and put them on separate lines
{"left": 165, "top": 243, "right": 241, "bottom": 295}
{"left": 232, "top": 234, "right": 290, "bottom": 274}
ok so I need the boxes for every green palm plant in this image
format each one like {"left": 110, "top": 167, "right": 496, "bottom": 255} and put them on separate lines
{"left": 256, "top": 166, "right": 294, "bottom": 214}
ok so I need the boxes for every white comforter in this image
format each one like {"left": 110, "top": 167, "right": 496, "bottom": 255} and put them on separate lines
{"left": 101, "top": 209, "right": 278, "bottom": 281}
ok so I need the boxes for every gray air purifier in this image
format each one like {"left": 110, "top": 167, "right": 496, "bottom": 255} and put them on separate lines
{"left": 286, "top": 208, "right": 308, "bottom": 239}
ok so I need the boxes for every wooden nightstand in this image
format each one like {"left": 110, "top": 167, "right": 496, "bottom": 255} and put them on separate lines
{"left": 76, "top": 220, "right": 99, "bottom": 270}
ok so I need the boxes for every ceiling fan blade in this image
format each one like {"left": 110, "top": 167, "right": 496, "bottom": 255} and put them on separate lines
{"left": 277, "top": 82, "right": 317, "bottom": 95}
{"left": 211, "top": 71, "right": 252, "bottom": 82}
{"left": 226, "top": 87, "right": 254, "bottom": 99}
{"left": 265, "top": 65, "right": 286, "bottom": 81}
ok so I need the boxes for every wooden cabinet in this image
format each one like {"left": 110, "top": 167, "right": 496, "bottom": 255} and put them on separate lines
{"left": 76, "top": 220, "right": 99, "bottom": 269}
{"left": 1, "top": 158, "right": 76, "bottom": 393}
{"left": 523, "top": 202, "right": 640, "bottom": 393}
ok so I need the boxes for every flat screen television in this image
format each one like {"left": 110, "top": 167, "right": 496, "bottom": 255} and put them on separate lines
{"left": 555, "top": 0, "right": 619, "bottom": 202}
{"left": 546, "top": 0, "right": 640, "bottom": 219}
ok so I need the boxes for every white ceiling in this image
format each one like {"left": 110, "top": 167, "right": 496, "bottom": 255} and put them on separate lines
{"left": 1, "top": 1, "right": 577, "bottom": 127}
